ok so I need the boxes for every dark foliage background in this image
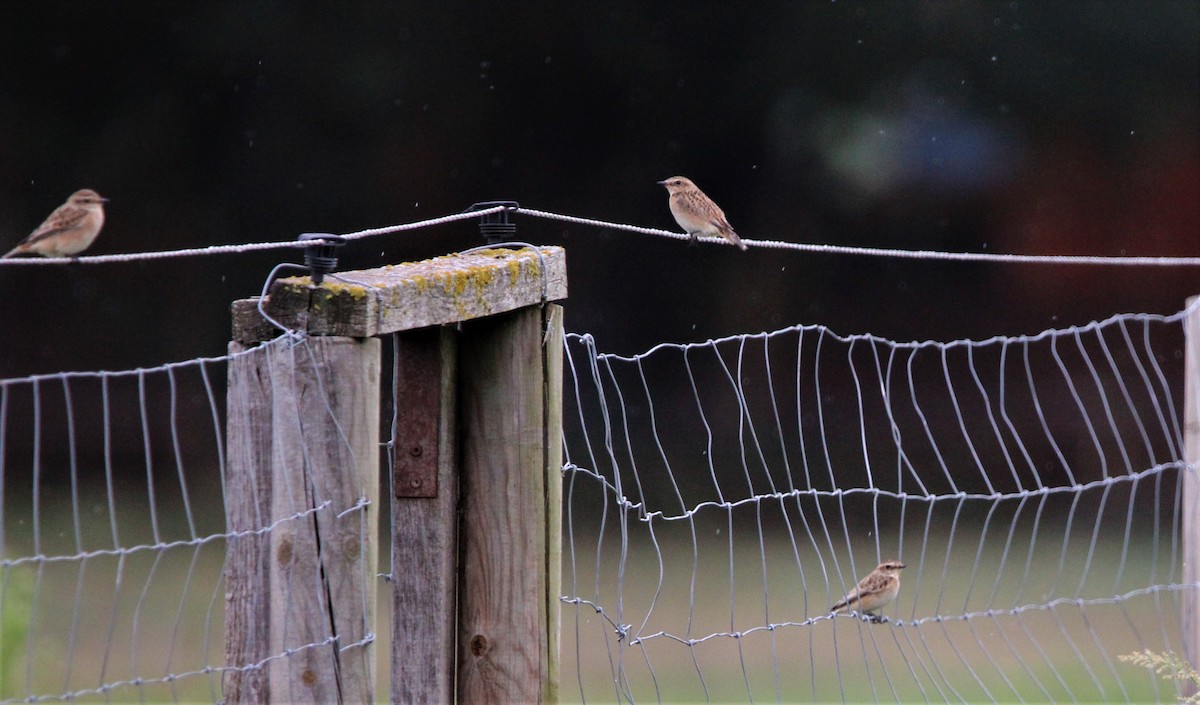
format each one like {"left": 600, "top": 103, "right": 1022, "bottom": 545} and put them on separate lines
{"left": 0, "top": 1, "right": 1195, "bottom": 374}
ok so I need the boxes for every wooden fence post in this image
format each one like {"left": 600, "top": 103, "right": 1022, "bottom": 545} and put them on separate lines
{"left": 224, "top": 336, "right": 380, "bottom": 704}
{"left": 226, "top": 246, "right": 566, "bottom": 705}
{"left": 458, "top": 303, "right": 563, "bottom": 703}
{"left": 1184, "top": 295, "right": 1199, "bottom": 688}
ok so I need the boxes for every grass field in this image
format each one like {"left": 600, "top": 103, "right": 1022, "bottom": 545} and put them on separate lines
{"left": 558, "top": 514, "right": 1180, "bottom": 703}
{"left": 1, "top": 480, "right": 1186, "bottom": 703}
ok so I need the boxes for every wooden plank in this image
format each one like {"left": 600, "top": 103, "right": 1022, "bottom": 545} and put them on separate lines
{"left": 392, "top": 327, "right": 459, "bottom": 703}
{"left": 1184, "top": 295, "right": 1200, "bottom": 689}
{"left": 542, "top": 304, "right": 564, "bottom": 703}
{"left": 306, "top": 337, "right": 379, "bottom": 704}
{"left": 458, "top": 306, "right": 549, "bottom": 703}
{"left": 224, "top": 337, "right": 379, "bottom": 704}
{"left": 231, "top": 246, "right": 567, "bottom": 342}
{"left": 224, "top": 341, "right": 275, "bottom": 705}
{"left": 231, "top": 299, "right": 295, "bottom": 345}
{"left": 268, "top": 336, "right": 379, "bottom": 704}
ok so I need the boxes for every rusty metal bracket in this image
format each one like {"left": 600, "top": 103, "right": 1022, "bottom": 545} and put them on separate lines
{"left": 393, "top": 328, "right": 442, "bottom": 498}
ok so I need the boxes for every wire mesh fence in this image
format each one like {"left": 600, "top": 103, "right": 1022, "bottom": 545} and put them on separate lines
{"left": 2, "top": 207, "right": 1198, "bottom": 703}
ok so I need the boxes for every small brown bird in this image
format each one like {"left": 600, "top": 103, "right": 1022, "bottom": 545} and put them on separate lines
{"left": 830, "top": 559, "right": 906, "bottom": 622}
{"left": 2, "top": 189, "right": 108, "bottom": 259}
{"left": 657, "top": 176, "right": 747, "bottom": 250}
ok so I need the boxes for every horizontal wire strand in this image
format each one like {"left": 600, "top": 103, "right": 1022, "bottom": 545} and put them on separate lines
{"left": 0, "top": 207, "right": 505, "bottom": 265}
{"left": 1, "top": 203, "right": 1196, "bottom": 266}
{"left": 515, "top": 207, "right": 1200, "bottom": 266}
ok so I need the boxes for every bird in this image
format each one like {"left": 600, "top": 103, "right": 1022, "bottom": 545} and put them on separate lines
{"left": 830, "top": 559, "right": 906, "bottom": 622}
{"left": 657, "top": 176, "right": 747, "bottom": 250}
{"left": 2, "top": 189, "right": 108, "bottom": 259}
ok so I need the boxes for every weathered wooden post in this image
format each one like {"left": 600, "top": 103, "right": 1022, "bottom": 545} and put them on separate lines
{"left": 457, "top": 301, "right": 563, "bottom": 703}
{"left": 224, "top": 245, "right": 566, "bottom": 704}
{"left": 225, "top": 329, "right": 380, "bottom": 703}
{"left": 1184, "top": 295, "right": 1200, "bottom": 690}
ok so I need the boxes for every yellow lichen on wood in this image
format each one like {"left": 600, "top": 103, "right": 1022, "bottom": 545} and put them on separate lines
{"left": 279, "top": 280, "right": 311, "bottom": 293}
{"left": 321, "top": 281, "right": 370, "bottom": 299}
{"left": 505, "top": 257, "right": 523, "bottom": 286}
{"left": 241, "top": 246, "right": 565, "bottom": 341}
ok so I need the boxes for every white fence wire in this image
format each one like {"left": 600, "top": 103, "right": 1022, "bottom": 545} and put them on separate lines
{"left": 1, "top": 205, "right": 1198, "bottom": 266}
{"left": 559, "top": 305, "right": 1197, "bottom": 703}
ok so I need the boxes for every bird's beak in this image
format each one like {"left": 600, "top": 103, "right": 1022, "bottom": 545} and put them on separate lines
{"left": 100, "top": 198, "right": 110, "bottom": 203}
{"left": 656, "top": 180, "right": 667, "bottom": 185}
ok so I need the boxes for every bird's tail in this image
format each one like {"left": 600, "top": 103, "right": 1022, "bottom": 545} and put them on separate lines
{"left": 722, "top": 228, "right": 748, "bottom": 251}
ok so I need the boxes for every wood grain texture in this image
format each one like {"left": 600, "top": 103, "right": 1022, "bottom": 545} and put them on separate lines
{"left": 224, "top": 337, "right": 379, "bottom": 704}
{"left": 231, "top": 247, "right": 567, "bottom": 342}
{"left": 458, "top": 306, "right": 550, "bottom": 703}
{"left": 391, "top": 327, "right": 459, "bottom": 703}
{"left": 541, "top": 304, "right": 564, "bottom": 703}
{"left": 1183, "top": 295, "right": 1199, "bottom": 689}
{"left": 224, "top": 340, "right": 275, "bottom": 705}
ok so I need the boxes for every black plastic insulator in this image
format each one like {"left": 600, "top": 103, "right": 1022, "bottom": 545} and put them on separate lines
{"left": 465, "top": 201, "right": 519, "bottom": 244}
{"left": 298, "top": 233, "right": 346, "bottom": 285}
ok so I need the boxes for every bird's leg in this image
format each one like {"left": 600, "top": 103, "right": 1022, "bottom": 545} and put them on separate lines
{"left": 687, "top": 231, "right": 699, "bottom": 247}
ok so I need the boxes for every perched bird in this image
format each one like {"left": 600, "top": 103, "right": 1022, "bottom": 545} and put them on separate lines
{"left": 657, "top": 176, "right": 747, "bottom": 250}
{"left": 2, "top": 189, "right": 108, "bottom": 259}
{"left": 830, "top": 559, "right": 906, "bottom": 622}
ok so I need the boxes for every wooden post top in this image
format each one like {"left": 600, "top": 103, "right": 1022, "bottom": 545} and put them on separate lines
{"left": 232, "top": 246, "right": 566, "bottom": 343}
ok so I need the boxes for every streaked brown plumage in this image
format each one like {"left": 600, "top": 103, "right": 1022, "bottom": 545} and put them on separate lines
{"left": 830, "top": 559, "right": 906, "bottom": 622}
{"left": 657, "top": 176, "right": 747, "bottom": 250}
{"left": 2, "top": 189, "right": 108, "bottom": 259}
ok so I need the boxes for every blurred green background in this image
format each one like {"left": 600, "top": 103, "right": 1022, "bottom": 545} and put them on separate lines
{"left": 0, "top": 486, "right": 1182, "bottom": 702}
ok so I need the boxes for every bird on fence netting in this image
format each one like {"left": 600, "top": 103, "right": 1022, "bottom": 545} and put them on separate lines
{"left": 2, "top": 188, "right": 108, "bottom": 258}
{"left": 658, "top": 176, "right": 748, "bottom": 250}
{"left": 830, "top": 559, "right": 906, "bottom": 623}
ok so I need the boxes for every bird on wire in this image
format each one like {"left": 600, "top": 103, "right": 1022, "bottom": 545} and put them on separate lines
{"left": 829, "top": 559, "right": 906, "bottom": 623}
{"left": 2, "top": 189, "right": 108, "bottom": 259}
{"left": 657, "top": 176, "right": 747, "bottom": 250}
